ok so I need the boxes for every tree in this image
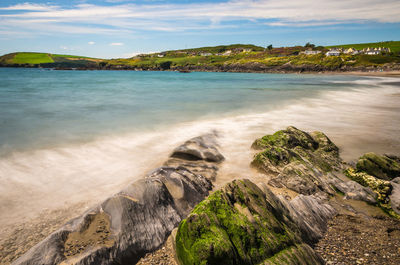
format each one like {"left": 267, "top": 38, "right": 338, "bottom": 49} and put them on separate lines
{"left": 305, "top": 42, "right": 315, "bottom": 48}
{"left": 267, "top": 44, "right": 273, "bottom": 50}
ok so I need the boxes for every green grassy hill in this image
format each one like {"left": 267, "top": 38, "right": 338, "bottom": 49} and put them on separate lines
{"left": 1, "top": 41, "right": 399, "bottom": 71}
{"left": 327, "top": 41, "right": 400, "bottom": 53}
{"left": 0, "top": 52, "right": 101, "bottom": 66}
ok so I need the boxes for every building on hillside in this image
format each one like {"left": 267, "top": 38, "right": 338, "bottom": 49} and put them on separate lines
{"left": 365, "top": 50, "right": 381, "bottom": 55}
{"left": 300, "top": 50, "right": 321, "bottom": 55}
{"left": 325, "top": 49, "right": 341, "bottom": 56}
{"left": 200, "top": 52, "right": 212, "bottom": 56}
{"left": 242, "top": 48, "right": 252, "bottom": 52}
{"left": 223, "top": 50, "right": 232, "bottom": 56}
{"left": 157, "top": 54, "right": 165, "bottom": 58}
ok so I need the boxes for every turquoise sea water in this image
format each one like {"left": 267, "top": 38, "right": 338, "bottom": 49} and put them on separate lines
{"left": 1, "top": 68, "right": 400, "bottom": 227}
{"left": 0, "top": 68, "right": 376, "bottom": 155}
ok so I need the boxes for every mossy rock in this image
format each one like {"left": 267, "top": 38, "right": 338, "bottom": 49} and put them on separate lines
{"left": 251, "top": 127, "right": 340, "bottom": 175}
{"left": 251, "top": 126, "right": 318, "bottom": 151}
{"left": 345, "top": 167, "right": 399, "bottom": 218}
{"left": 356, "top": 152, "right": 400, "bottom": 180}
{"left": 175, "top": 179, "right": 324, "bottom": 265}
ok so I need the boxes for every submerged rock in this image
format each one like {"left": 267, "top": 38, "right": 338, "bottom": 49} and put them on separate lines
{"left": 252, "top": 126, "right": 342, "bottom": 196}
{"left": 175, "top": 179, "right": 324, "bottom": 265}
{"left": 356, "top": 152, "right": 400, "bottom": 181}
{"left": 13, "top": 134, "right": 223, "bottom": 265}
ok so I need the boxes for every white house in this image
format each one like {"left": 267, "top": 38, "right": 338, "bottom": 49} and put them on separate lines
{"left": 300, "top": 50, "right": 321, "bottom": 55}
{"left": 200, "top": 52, "right": 212, "bottom": 56}
{"left": 325, "top": 50, "right": 341, "bottom": 56}
{"left": 366, "top": 50, "right": 381, "bottom": 55}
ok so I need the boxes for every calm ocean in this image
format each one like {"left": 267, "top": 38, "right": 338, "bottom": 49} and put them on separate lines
{"left": 1, "top": 68, "right": 400, "bottom": 226}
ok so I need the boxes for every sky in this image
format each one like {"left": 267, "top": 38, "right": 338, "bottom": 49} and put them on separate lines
{"left": 0, "top": 0, "right": 399, "bottom": 58}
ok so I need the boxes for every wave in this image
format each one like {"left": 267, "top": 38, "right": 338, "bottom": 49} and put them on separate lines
{"left": 1, "top": 77, "right": 400, "bottom": 228}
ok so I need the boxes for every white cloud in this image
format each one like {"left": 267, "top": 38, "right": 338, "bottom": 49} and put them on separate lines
{"left": 0, "top": 0, "right": 399, "bottom": 36}
{"left": 0, "top": 3, "right": 58, "bottom": 11}
{"left": 88, "top": 41, "right": 95, "bottom": 45}
{"left": 110, "top": 42, "right": 124, "bottom": 46}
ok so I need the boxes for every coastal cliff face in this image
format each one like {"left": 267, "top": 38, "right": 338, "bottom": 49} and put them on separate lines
{"left": 12, "top": 127, "right": 400, "bottom": 265}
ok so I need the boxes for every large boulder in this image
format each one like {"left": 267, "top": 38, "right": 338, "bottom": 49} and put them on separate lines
{"left": 175, "top": 179, "right": 324, "bottom": 265}
{"left": 13, "top": 134, "right": 223, "bottom": 265}
{"left": 251, "top": 126, "right": 342, "bottom": 196}
{"left": 356, "top": 152, "right": 400, "bottom": 181}
{"left": 164, "top": 133, "right": 224, "bottom": 181}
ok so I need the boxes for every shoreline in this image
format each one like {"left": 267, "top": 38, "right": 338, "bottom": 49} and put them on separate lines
{"left": 2, "top": 65, "right": 400, "bottom": 77}
{"left": 1, "top": 72, "right": 400, "bottom": 264}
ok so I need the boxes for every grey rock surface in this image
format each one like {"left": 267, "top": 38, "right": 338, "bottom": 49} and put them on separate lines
{"left": 390, "top": 177, "right": 400, "bottom": 215}
{"left": 328, "top": 177, "right": 376, "bottom": 204}
{"left": 13, "top": 134, "right": 223, "bottom": 265}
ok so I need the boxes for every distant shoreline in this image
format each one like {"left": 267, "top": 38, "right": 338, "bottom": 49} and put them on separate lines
{"left": 2, "top": 65, "right": 400, "bottom": 77}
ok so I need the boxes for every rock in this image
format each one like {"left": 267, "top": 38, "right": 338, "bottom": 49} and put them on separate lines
{"left": 165, "top": 133, "right": 224, "bottom": 181}
{"left": 251, "top": 126, "right": 342, "bottom": 196}
{"left": 356, "top": 152, "right": 400, "bottom": 181}
{"left": 390, "top": 177, "right": 400, "bottom": 215}
{"left": 170, "top": 133, "right": 224, "bottom": 163}
{"left": 282, "top": 193, "right": 337, "bottom": 244}
{"left": 13, "top": 134, "right": 222, "bottom": 265}
{"left": 344, "top": 167, "right": 399, "bottom": 218}
{"left": 175, "top": 179, "right": 324, "bottom": 265}
{"left": 328, "top": 177, "right": 376, "bottom": 204}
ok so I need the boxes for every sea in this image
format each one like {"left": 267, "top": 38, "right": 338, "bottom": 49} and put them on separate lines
{"left": 1, "top": 68, "right": 400, "bottom": 228}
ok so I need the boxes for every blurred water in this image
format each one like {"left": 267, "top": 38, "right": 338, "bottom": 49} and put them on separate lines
{"left": 0, "top": 68, "right": 399, "bottom": 227}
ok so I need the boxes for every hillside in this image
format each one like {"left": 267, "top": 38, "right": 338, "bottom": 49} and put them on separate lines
{"left": 1, "top": 41, "right": 400, "bottom": 72}
{"left": 327, "top": 41, "right": 400, "bottom": 53}
{"left": 0, "top": 52, "right": 102, "bottom": 68}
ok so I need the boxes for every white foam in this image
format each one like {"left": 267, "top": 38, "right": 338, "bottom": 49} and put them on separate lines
{"left": 0, "top": 77, "right": 399, "bottom": 227}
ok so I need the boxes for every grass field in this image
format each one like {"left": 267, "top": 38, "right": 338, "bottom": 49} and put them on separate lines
{"left": 327, "top": 41, "right": 400, "bottom": 53}
{"left": 12, "top": 52, "right": 54, "bottom": 64}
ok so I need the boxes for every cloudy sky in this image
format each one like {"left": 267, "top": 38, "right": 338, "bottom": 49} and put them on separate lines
{"left": 0, "top": 0, "right": 399, "bottom": 58}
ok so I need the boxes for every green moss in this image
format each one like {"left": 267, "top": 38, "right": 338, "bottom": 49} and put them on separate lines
{"left": 251, "top": 127, "right": 340, "bottom": 176}
{"left": 175, "top": 180, "right": 315, "bottom": 265}
{"left": 356, "top": 152, "right": 400, "bottom": 180}
{"left": 345, "top": 167, "right": 399, "bottom": 218}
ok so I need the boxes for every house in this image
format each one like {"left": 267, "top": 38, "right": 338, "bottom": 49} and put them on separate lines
{"left": 366, "top": 50, "right": 381, "bottom": 55}
{"left": 200, "top": 52, "right": 212, "bottom": 56}
{"left": 325, "top": 49, "right": 341, "bottom": 56}
{"left": 242, "top": 48, "right": 252, "bottom": 52}
{"left": 300, "top": 50, "right": 321, "bottom": 55}
{"left": 157, "top": 54, "right": 165, "bottom": 58}
{"left": 344, "top": 48, "right": 355, "bottom": 54}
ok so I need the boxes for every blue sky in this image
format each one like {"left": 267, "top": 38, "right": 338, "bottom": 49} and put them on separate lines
{"left": 0, "top": 0, "right": 399, "bottom": 58}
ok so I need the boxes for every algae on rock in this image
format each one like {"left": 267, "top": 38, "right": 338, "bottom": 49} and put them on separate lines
{"left": 175, "top": 179, "right": 324, "bottom": 265}
{"left": 356, "top": 152, "right": 400, "bottom": 181}
{"left": 345, "top": 167, "right": 399, "bottom": 218}
{"left": 251, "top": 126, "right": 342, "bottom": 196}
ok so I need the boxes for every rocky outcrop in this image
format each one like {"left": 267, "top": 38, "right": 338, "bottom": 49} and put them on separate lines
{"left": 356, "top": 152, "right": 400, "bottom": 181}
{"left": 283, "top": 194, "right": 337, "bottom": 245}
{"left": 175, "top": 179, "right": 324, "bottom": 265}
{"left": 13, "top": 134, "right": 224, "bottom": 265}
{"left": 164, "top": 134, "right": 224, "bottom": 181}
{"left": 251, "top": 126, "right": 342, "bottom": 196}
